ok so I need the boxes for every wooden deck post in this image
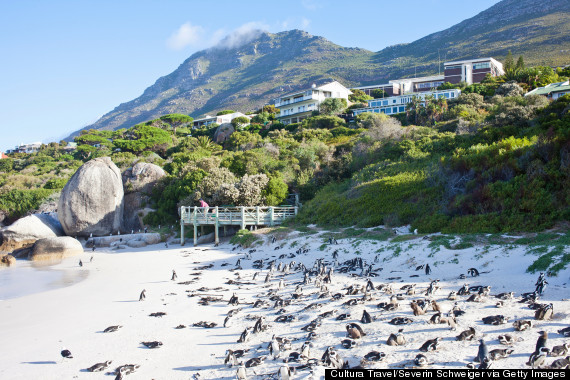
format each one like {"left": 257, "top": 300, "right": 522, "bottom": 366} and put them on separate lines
{"left": 214, "top": 206, "right": 219, "bottom": 245}
{"left": 256, "top": 206, "right": 260, "bottom": 225}
{"left": 240, "top": 207, "right": 246, "bottom": 230}
{"left": 269, "top": 206, "right": 274, "bottom": 226}
{"left": 223, "top": 225, "right": 227, "bottom": 237}
{"left": 294, "top": 206, "right": 298, "bottom": 215}
{"left": 193, "top": 223, "right": 197, "bottom": 246}
{"left": 180, "top": 207, "right": 185, "bottom": 246}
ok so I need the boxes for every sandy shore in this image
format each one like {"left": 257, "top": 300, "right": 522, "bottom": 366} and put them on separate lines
{"left": 1, "top": 227, "right": 569, "bottom": 379}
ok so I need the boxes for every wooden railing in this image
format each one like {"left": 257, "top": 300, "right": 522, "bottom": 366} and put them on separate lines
{"left": 180, "top": 205, "right": 298, "bottom": 246}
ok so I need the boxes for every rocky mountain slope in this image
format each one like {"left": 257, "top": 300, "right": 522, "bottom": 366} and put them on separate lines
{"left": 77, "top": 0, "right": 570, "bottom": 135}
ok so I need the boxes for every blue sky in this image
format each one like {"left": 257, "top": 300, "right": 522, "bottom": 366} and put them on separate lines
{"left": 0, "top": 0, "right": 501, "bottom": 152}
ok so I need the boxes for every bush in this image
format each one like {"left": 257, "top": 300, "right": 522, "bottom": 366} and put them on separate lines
{"left": 0, "top": 189, "right": 54, "bottom": 221}
{"left": 0, "top": 158, "right": 13, "bottom": 172}
{"left": 230, "top": 229, "right": 259, "bottom": 248}
{"left": 319, "top": 98, "right": 348, "bottom": 116}
{"left": 302, "top": 115, "right": 346, "bottom": 130}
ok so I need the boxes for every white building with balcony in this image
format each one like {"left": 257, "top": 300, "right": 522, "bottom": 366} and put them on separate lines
{"left": 274, "top": 81, "right": 352, "bottom": 124}
{"left": 192, "top": 112, "right": 250, "bottom": 128}
{"left": 352, "top": 89, "right": 461, "bottom": 116}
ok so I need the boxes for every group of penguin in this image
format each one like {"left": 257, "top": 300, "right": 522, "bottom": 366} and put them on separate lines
{"left": 218, "top": 238, "right": 570, "bottom": 378}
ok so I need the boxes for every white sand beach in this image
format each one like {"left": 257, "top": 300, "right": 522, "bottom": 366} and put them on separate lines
{"left": 1, "top": 227, "right": 569, "bottom": 379}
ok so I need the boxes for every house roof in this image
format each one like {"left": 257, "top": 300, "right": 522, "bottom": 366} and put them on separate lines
{"left": 1, "top": 152, "right": 8, "bottom": 159}
{"left": 526, "top": 81, "right": 570, "bottom": 96}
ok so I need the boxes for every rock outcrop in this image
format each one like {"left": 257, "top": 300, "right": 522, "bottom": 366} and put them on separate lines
{"left": 58, "top": 157, "right": 124, "bottom": 237}
{"left": 0, "top": 213, "right": 64, "bottom": 252}
{"left": 86, "top": 233, "right": 162, "bottom": 248}
{"left": 122, "top": 163, "right": 165, "bottom": 231}
{"left": 213, "top": 123, "right": 235, "bottom": 143}
{"left": 29, "top": 237, "right": 84, "bottom": 261}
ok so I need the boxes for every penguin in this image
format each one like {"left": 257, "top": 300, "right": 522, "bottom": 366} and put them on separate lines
{"left": 265, "top": 273, "right": 271, "bottom": 284}
{"left": 419, "top": 337, "right": 441, "bottom": 352}
{"left": 225, "top": 350, "right": 238, "bottom": 367}
{"left": 535, "top": 331, "right": 548, "bottom": 354}
{"left": 253, "top": 317, "right": 264, "bottom": 333}
{"left": 425, "top": 264, "right": 431, "bottom": 275}
{"left": 139, "top": 289, "right": 146, "bottom": 301}
{"left": 489, "top": 348, "right": 514, "bottom": 361}
{"left": 346, "top": 323, "right": 366, "bottom": 339}
{"left": 429, "top": 313, "right": 442, "bottom": 324}
{"left": 513, "top": 320, "right": 532, "bottom": 331}
{"left": 270, "top": 337, "right": 281, "bottom": 359}
{"left": 237, "top": 327, "right": 251, "bottom": 343}
{"left": 558, "top": 327, "right": 570, "bottom": 337}
{"left": 278, "top": 279, "right": 284, "bottom": 290}
{"left": 86, "top": 360, "right": 112, "bottom": 372}
{"left": 387, "top": 329, "right": 406, "bottom": 346}
{"left": 549, "top": 356, "right": 570, "bottom": 369}
{"left": 410, "top": 300, "right": 426, "bottom": 316}
{"left": 414, "top": 354, "right": 429, "bottom": 367}
{"left": 223, "top": 316, "right": 231, "bottom": 328}
{"left": 474, "top": 339, "right": 489, "bottom": 363}
{"left": 498, "top": 334, "right": 515, "bottom": 345}
{"left": 301, "top": 341, "right": 312, "bottom": 358}
{"left": 228, "top": 293, "right": 239, "bottom": 306}
{"left": 535, "top": 303, "right": 553, "bottom": 320}
{"left": 236, "top": 363, "right": 247, "bottom": 380}
{"left": 171, "top": 270, "right": 177, "bottom": 281}
{"left": 536, "top": 280, "right": 548, "bottom": 295}
{"left": 341, "top": 339, "right": 357, "bottom": 349}
{"left": 60, "top": 349, "right": 73, "bottom": 359}
{"left": 103, "top": 325, "right": 122, "bottom": 333}
{"left": 495, "top": 292, "right": 515, "bottom": 300}
{"left": 79, "top": 260, "right": 83, "bottom": 267}
{"left": 363, "top": 351, "right": 386, "bottom": 362}
{"left": 361, "top": 309, "right": 372, "bottom": 324}
{"left": 527, "top": 347, "right": 549, "bottom": 368}
{"left": 458, "top": 284, "right": 470, "bottom": 296}
{"left": 431, "top": 300, "right": 443, "bottom": 313}
{"left": 550, "top": 343, "right": 569, "bottom": 357}
{"left": 448, "top": 291, "right": 458, "bottom": 301}
{"left": 535, "top": 272, "right": 546, "bottom": 286}
{"left": 467, "top": 268, "right": 479, "bottom": 277}
{"left": 456, "top": 327, "right": 476, "bottom": 341}
{"left": 142, "top": 341, "right": 163, "bottom": 349}
{"left": 277, "top": 365, "right": 292, "bottom": 380}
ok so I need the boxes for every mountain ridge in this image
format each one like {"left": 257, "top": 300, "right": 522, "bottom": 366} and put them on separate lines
{"left": 75, "top": 0, "right": 570, "bottom": 136}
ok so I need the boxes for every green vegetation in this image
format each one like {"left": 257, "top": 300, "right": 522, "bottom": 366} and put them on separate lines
{"left": 229, "top": 229, "right": 260, "bottom": 247}
{"left": 1, "top": 61, "right": 569, "bottom": 239}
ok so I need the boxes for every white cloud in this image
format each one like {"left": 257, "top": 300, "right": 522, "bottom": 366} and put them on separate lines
{"left": 301, "top": 18, "right": 311, "bottom": 29}
{"left": 214, "top": 22, "right": 269, "bottom": 50}
{"left": 166, "top": 22, "right": 204, "bottom": 50}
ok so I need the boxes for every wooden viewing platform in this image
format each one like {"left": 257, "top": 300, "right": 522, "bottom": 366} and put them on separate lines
{"left": 180, "top": 205, "right": 298, "bottom": 246}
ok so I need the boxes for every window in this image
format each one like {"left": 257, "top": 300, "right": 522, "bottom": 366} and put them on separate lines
{"left": 383, "top": 100, "right": 388, "bottom": 106}
{"left": 393, "top": 99, "right": 396, "bottom": 104}
{"left": 393, "top": 107, "right": 398, "bottom": 113}
{"left": 398, "top": 106, "right": 405, "bottom": 113}
{"left": 473, "top": 62, "right": 491, "bottom": 70}
{"left": 324, "top": 91, "right": 331, "bottom": 98}
{"left": 380, "top": 109, "right": 386, "bottom": 113}
{"left": 444, "top": 93, "right": 449, "bottom": 98}
{"left": 445, "top": 65, "right": 462, "bottom": 70}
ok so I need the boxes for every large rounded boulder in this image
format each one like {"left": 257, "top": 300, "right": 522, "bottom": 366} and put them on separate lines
{"left": 122, "top": 162, "right": 165, "bottom": 231}
{"left": 58, "top": 157, "right": 124, "bottom": 237}
{"left": 213, "top": 123, "right": 235, "bottom": 143}
{"left": 0, "top": 213, "right": 64, "bottom": 252}
{"left": 29, "top": 237, "right": 83, "bottom": 261}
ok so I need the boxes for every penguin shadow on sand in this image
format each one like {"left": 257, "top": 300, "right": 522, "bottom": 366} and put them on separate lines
{"left": 173, "top": 363, "right": 220, "bottom": 372}
{"left": 21, "top": 361, "right": 57, "bottom": 365}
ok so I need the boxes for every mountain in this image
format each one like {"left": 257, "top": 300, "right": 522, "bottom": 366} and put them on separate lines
{"left": 77, "top": 0, "right": 570, "bottom": 135}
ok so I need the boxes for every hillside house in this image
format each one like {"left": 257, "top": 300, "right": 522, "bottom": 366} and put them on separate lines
{"left": 7, "top": 142, "right": 42, "bottom": 154}
{"left": 352, "top": 89, "right": 461, "bottom": 116}
{"left": 274, "top": 81, "right": 352, "bottom": 124}
{"left": 354, "top": 57, "right": 504, "bottom": 96}
{"left": 525, "top": 81, "right": 570, "bottom": 100}
{"left": 192, "top": 112, "right": 250, "bottom": 128}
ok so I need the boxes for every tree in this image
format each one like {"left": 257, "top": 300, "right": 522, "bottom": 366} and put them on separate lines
{"left": 302, "top": 115, "right": 346, "bottom": 130}
{"left": 516, "top": 56, "right": 525, "bottom": 71}
{"left": 261, "top": 104, "right": 278, "bottom": 114}
{"left": 319, "top": 98, "right": 348, "bottom": 115}
{"left": 217, "top": 110, "right": 236, "bottom": 116}
{"left": 504, "top": 50, "right": 514, "bottom": 73}
{"left": 251, "top": 112, "right": 271, "bottom": 125}
{"left": 357, "top": 113, "right": 404, "bottom": 140}
{"left": 231, "top": 116, "right": 250, "bottom": 130}
{"left": 349, "top": 89, "right": 372, "bottom": 103}
{"left": 371, "top": 89, "right": 387, "bottom": 99}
